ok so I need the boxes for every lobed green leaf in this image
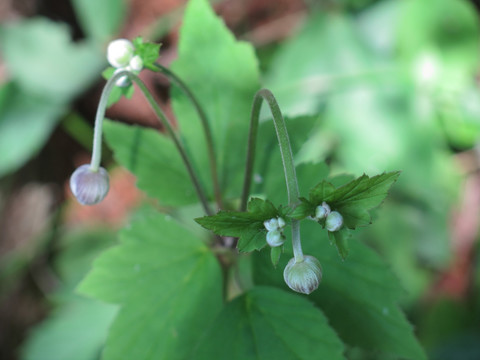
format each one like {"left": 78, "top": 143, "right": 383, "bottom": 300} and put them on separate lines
{"left": 78, "top": 212, "right": 223, "bottom": 360}
{"left": 192, "top": 287, "right": 346, "bottom": 360}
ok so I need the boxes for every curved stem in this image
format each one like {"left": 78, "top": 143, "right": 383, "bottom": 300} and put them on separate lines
{"left": 241, "top": 89, "right": 304, "bottom": 262}
{"left": 90, "top": 70, "right": 213, "bottom": 215}
{"left": 153, "top": 63, "right": 223, "bottom": 210}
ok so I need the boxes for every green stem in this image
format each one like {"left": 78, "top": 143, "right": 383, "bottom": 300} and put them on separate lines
{"left": 153, "top": 63, "right": 223, "bottom": 210}
{"left": 90, "top": 70, "right": 213, "bottom": 215}
{"left": 241, "top": 89, "right": 304, "bottom": 262}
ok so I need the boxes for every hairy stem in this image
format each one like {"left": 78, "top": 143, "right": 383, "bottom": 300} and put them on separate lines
{"left": 90, "top": 70, "right": 213, "bottom": 215}
{"left": 241, "top": 89, "right": 304, "bottom": 262}
{"left": 154, "top": 63, "right": 223, "bottom": 210}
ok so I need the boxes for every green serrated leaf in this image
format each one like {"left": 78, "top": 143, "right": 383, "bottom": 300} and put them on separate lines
{"left": 195, "top": 198, "right": 280, "bottom": 252}
{"left": 309, "top": 180, "right": 336, "bottom": 203}
{"left": 78, "top": 212, "right": 223, "bottom": 360}
{"left": 170, "top": 0, "right": 260, "bottom": 198}
{"left": 192, "top": 287, "right": 346, "bottom": 360}
{"left": 133, "top": 36, "right": 161, "bottom": 70}
{"left": 290, "top": 199, "right": 315, "bottom": 220}
{"left": 310, "top": 172, "right": 400, "bottom": 229}
{"left": 22, "top": 298, "right": 117, "bottom": 360}
{"left": 270, "top": 246, "right": 283, "bottom": 267}
{"left": 103, "top": 119, "right": 198, "bottom": 206}
{"left": 327, "top": 229, "right": 351, "bottom": 260}
{"left": 253, "top": 221, "right": 427, "bottom": 360}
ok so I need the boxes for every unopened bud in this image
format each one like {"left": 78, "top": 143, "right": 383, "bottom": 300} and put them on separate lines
{"left": 70, "top": 164, "right": 109, "bottom": 205}
{"left": 326, "top": 211, "right": 343, "bottom": 232}
{"left": 113, "top": 68, "right": 131, "bottom": 87}
{"left": 277, "top": 217, "right": 286, "bottom": 229}
{"left": 283, "top": 256, "right": 322, "bottom": 294}
{"left": 129, "top": 55, "right": 143, "bottom": 71}
{"left": 266, "top": 230, "right": 284, "bottom": 247}
{"left": 107, "top": 39, "right": 134, "bottom": 68}
{"left": 264, "top": 218, "right": 279, "bottom": 232}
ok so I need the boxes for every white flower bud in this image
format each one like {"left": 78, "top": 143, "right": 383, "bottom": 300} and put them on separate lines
{"left": 114, "top": 68, "right": 131, "bottom": 87}
{"left": 266, "top": 230, "right": 284, "bottom": 247}
{"left": 107, "top": 39, "right": 134, "bottom": 68}
{"left": 326, "top": 211, "right": 343, "bottom": 232}
{"left": 315, "top": 205, "right": 328, "bottom": 219}
{"left": 264, "top": 218, "right": 279, "bottom": 231}
{"left": 277, "top": 217, "right": 286, "bottom": 229}
{"left": 70, "top": 164, "right": 109, "bottom": 205}
{"left": 129, "top": 55, "right": 143, "bottom": 71}
{"left": 283, "top": 256, "right": 322, "bottom": 294}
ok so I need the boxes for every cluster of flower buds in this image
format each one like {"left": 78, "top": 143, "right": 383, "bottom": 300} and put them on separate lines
{"left": 314, "top": 201, "right": 343, "bottom": 232}
{"left": 263, "top": 217, "right": 286, "bottom": 247}
{"left": 107, "top": 39, "right": 144, "bottom": 87}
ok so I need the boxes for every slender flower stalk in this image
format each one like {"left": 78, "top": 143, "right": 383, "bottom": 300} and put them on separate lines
{"left": 90, "top": 70, "right": 214, "bottom": 215}
{"left": 241, "top": 89, "right": 304, "bottom": 262}
{"left": 153, "top": 63, "right": 223, "bottom": 209}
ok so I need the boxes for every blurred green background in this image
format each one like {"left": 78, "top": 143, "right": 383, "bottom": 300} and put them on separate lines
{"left": 1, "top": 0, "right": 480, "bottom": 359}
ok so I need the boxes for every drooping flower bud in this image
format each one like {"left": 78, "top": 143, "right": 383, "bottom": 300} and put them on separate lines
{"left": 107, "top": 39, "right": 134, "bottom": 68}
{"left": 264, "top": 218, "right": 279, "bottom": 231}
{"left": 283, "top": 255, "right": 322, "bottom": 294}
{"left": 326, "top": 211, "right": 343, "bottom": 232}
{"left": 113, "top": 68, "right": 131, "bottom": 87}
{"left": 70, "top": 164, "right": 109, "bottom": 205}
{"left": 266, "top": 229, "right": 284, "bottom": 247}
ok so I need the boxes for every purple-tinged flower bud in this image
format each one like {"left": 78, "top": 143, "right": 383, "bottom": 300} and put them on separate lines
{"left": 326, "top": 211, "right": 343, "bottom": 232}
{"left": 70, "top": 164, "right": 109, "bottom": 205}
{"left": 266, "top": 229, "right": 284, "bottom": 247}
{"left": 283, "top": 255, "right": 322, "bottom": 294}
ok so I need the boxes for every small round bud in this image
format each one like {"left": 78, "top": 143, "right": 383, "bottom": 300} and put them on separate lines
{"left": 70, "top": 164, "right": 109, "bottom": 205}
{"left": 107, "top": 39, "right": 134, "bottom": 68}
{"left": 264, "top": 218, "right": 279, "bottom": 232}
{"left": 113, "top": 68, "right": 131, "bottom": 87}
{"left": 266, "top": 230, "right": 284, "bottom": 247}
{"left": 326, "top": 211, "right": 343, "bottom": 232}
{"left": 277, "top": 217, "right": 286, "bottom": 229}
{"left": 315, "top": 205, "right": 328, "bottom": 219}
{"left": 129, "top": 55, "right": 143, "bottom": 71}
{"left": 283, "top": 255, "right": 322, "bottom": 294}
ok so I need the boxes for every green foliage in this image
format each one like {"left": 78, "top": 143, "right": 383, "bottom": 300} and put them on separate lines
{"left": 103, "top": 119, "right": 198, "bottom": 206}
{"left": 78, "top": 212, "right": 223, "bottom": 360}
{"left": 193, "top": 287, "right": 346, "bottom": 360}
{"left": 22, "top": 298, "right": 117, "bottom": 360}
{"left": 22, "top": 229, "right": 118, "bottom": 360}
{"left": 170, "top": 0, "right": 260, "bottom": 198}
{"left": 254, "top": 221, "right": 427, "bottom": 360}
{"left": 71, "top": 0, "right": 126, "bottom": 43}
{"left": 0, "top": 84, "right": 64, "bottom": 177}
{"left": 132, "top": 37, "right": 162, "bottom": 70}
{"left": 196, "top": 198, "right": 284, "bottom": 252}
{"left": 0, "top": 18, "right": 104, "bottom": 101}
